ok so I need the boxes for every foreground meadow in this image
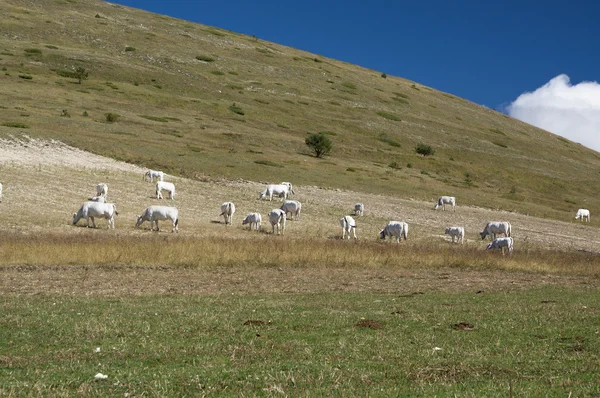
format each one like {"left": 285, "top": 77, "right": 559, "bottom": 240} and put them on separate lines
{"left": 1, "top": 140, "right": 599, "bottom": 396}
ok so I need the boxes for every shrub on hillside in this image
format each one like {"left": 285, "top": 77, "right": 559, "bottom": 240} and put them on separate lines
{"left": 105, "top": 113, "right": 120, "bottom": 123}
{"left": 305, "top": 133, "right": 332, "bottom": 158}
{"left": 415, "top": 142, "right": 435, "bottom": 156}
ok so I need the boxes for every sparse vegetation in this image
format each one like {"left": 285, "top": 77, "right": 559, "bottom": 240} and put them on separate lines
{"left": 376, "top": 111, "right": 402, "bottom": 121}
{"left": 45, "top": 45, "right": 59, "bottom": 49}
{"left": 254, "top": 159, "right": 283, "bottom": 167}
{"left": 378, "top": 134, "right": 401, "bottom": 147}
{"left": 305, "top": 133, "right": 332, "bottom": 158}
{"left": 211, "top": 70, "right": 225, "bottom": 76}
{"left": 226, "top": 103, "right": 245, "bottom": 116}
{"left": 1, "top": 122, "right": 29, "bottom": 128}
{"left": 24, "top": 48, "right": 42, "bottom": 54}
{"left": 342, "top": 82, "right": 357, "bottom": 89}
{"left": 139, "top": 115, "right": 169, "bottom": 122}
{"left": 18, "top": 74, "right": 32, "bottom": 79}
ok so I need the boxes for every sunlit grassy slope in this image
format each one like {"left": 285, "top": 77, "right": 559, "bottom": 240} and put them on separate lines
{"left": 1, "top": 0, "right": 599, "bottom": 220}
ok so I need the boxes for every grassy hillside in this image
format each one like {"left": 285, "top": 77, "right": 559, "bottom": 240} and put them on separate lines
{"left": 1, "top": 0, "right": 599, "bottom": 220}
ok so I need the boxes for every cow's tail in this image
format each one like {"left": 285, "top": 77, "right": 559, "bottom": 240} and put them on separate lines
{"left": 507, "top": 222, "right": 512, "bottom": 237}
{"left": 402, "top": 224, "right": 408, "bottom": 240}
{"left": 175, "top": 218, "right": 179, "bottom": 227}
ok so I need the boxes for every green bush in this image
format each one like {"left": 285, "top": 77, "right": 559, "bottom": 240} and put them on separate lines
{"left": 18, "top": 74, "right": 33, "bottom": 79}
{"left": 45, "top": 45, "right": 59, "bottom": 49}
{"left": 305, "top": 133, "right": 332, "bottom": 158}
{"left": 196, "top": 55, "right": 215, "bottom": 62}
{"left": 125, "top": 46, "right": 136, "bottom": 52}
{"left": 415, "top": 142, "right": 435, "bottom": 156}
{"left": 381, "top": 72, "right": 387, "bottom": 78}
{"left": 24, "top": 48, "right": 42, "bottom": 54}
{"left": 105, "top": 113, "right": 120, "bottom": 123}
{"left": 342, "top": 82, "right": 356, "bottom": 89}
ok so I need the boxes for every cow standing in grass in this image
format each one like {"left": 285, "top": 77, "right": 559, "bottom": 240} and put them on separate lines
{"left": 73, "top": 201, "right": 118, "bottom": 229}
{"left": 445, "top": 226, "right": 464, "bottom": 244}
{"left": 269, "top": 209, "right": 286, "bottom": 235}
{"left": 434, "top": 196, "right": 455, "bottom": 211}
{"left": 379, "top": 221, "right": 408, "bottom": 243}
{"left": 480, "top": 221, "right": 511, "bottom": 241}
{"left": 220, "top": 202, "right": 235, "bottom": 225}
{"left": 486, "top": 237, "right": 513, "bottom": 255}
{"left": 340, "top": 215, "right": 357, "bottom": 240}
{"left": 242, "top": 213, "right": 262, "bottom": 231}
{"left": 575, "top": 209, "right": 590, "bottom": 222}
{"left": 136, "top": 205, "right": 179, "bottom": 232}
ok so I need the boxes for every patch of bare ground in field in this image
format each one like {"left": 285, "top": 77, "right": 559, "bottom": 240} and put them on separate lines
{"left": 1, "top": 265, "right": 598, "bottom": 297}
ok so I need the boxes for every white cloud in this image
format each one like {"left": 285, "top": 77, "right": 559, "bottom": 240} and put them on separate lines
{"left": 507, "top": 74, "right": 600, "bottom": 152}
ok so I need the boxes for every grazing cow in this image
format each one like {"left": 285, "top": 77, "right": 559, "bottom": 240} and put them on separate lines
{"left": 259, "top": 184, "right": 290, "bottom": 201}
{"left": 281, "top": 182, "right": 296, "bottom": 196}
{"left": 220, "top": 202, "right": 236, "bottom": 225}
{"left": 280, "top": 200, "right": 302, "bottom": 220}
{"left": 445, "top": 226, "right": 464, "bottom": 244}
{"left": 268, "top": 209, "right": 286, "bottom": 235}
{"left": 0, "top": 182, "right": 3, "bottom": 203}
{"left": 486, "top": 237, "right": 513, "bottom": 255}
{"left": 434, "top": 196, "right": 456, "bottom": 211}
{"left": 480, "top": 221, "right": 511, "bottom": 241}
{"left": 136, "top": 205, "right": 179, "bottom": 232}
{"left": 96, "top": 183, "right": 108, "bottom": 199}
{"left": 354, "top": 203, "right": 364, "bottom": 217}
{"left": 340, "top": 215, "right": 357, "bottom": 240}
{"left": 575, "top": 209, "right": 590, "bottom": 222}
{"left": 242, "top": 213, "right": 262, "bottom": 231}
{"left": 73, "top": 201, "right": 118, "bottom": 229}
{"left": 156, "top": 181, "right": 175, "bottom": 200}
{"left": 143, "top": 169, "right": 164, "bottom": 183}
{"left": 87, "top": 196, "right": 105, "bottom": 203}
{"left": 379, "top": 221, "right": 408, "bottom": 243}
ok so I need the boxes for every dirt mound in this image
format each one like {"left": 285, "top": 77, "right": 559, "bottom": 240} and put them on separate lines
{"left": 0, "top": 136, "right": 143, "bottom": 173}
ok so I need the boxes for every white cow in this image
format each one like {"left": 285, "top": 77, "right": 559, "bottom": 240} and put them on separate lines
{"left": 480, "top": 221, "right": 511, "bottom": 241}
{"left": 434, "top": 196, "right": 455, "bottom": 211}
{"left": 259, "top": 184, "right": 290, "bottom": 201}
{"left": 73, "top": 201, "right": 118, "bottom": 229}
{"left": 87, "top": 196, "right": 105, "bottom": 203}
{"left": 156, "top": 181, "right": 175, "bottom": 200}
{"left": 143, "top": 169, "right": 164, "bottom": 183}
{"left": 340, "top": 215, "right": 357, "bottom": 240}
{"left": 268, "top": 209, "right": 286, "bottom": 235}
{"left": 280, "top": 182, "right": 296, "bottom": 196}
{"left": 379, "top": 221, "right": 408, "bottom": 243}
{"left": 353, "top": 203, "right": 364, "bottom": 217}
{"left": 96, "top": 183, "right": 108, "bottom": 199}
{"left": 445, "top": 226, "right": 464, "bottom": 244}
{"left": 242, "top": 212, "right": 262, "bottom": 231}
{"left": 575, "top": 209, "right": 590, "bottom": 222}
{"left": 486, "top": 237, "right": 513, "bottom": 255}
{"left": 0, "top": 182, "right": 3, "bottom": 203}
{"left": 280, "top": 200, "right": 301, "bottom": 220}
{"left": 136, "top": 205, "right": 179, "bottom": 232}
{"left": 220, "top": 202, "right": 236, "bottom": 225}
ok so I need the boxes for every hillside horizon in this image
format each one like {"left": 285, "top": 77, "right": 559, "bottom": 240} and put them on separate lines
{"left": 1, "top": 0, "right": 599, "bottom": 222}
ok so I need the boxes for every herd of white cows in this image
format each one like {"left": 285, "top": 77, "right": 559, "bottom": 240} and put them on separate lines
{"left": 56, "top": 169, "right": 594, "bottom": 255}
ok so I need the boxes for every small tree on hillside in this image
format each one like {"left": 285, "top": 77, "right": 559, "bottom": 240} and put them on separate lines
{"left": 305, "top": 133, "right": 332, "bottom": 158}
{"left": 74, "top": 66, "right": 88, "bottom": 84}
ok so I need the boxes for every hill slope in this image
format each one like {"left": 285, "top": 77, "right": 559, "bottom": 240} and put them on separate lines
{"left": 1, "top": 0, "right": 599, "bottom": 221}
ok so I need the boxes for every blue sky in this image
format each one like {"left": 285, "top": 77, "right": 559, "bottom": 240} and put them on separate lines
{"left": 111, "top": 0, "right": 600, "bottom": 150}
